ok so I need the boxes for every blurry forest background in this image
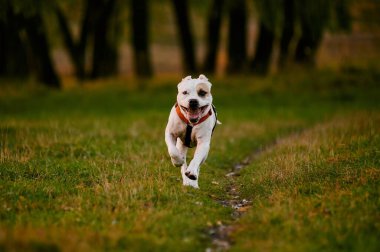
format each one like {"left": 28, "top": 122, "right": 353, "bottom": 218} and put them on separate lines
{"left": 1, "top": 0, "right": 380, "bottom": 88}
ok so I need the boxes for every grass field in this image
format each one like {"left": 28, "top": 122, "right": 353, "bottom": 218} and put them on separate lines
{"left": 1, "top": 67, "right": 379, "bottom": 251}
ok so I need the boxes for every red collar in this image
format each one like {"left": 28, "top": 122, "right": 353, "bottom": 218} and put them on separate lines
{"left": 175, "top": 103, "right": 212, "bottom": 126}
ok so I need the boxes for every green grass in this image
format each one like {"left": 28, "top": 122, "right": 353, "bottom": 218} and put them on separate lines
{"left": 0, "top": 68, "right": 380, "bottom": 251}
{"left": 232, "top": 113, "right": 380, "bottom": 251}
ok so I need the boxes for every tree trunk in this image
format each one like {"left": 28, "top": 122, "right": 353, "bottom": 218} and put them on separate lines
{"left": 171, "top": 0, "right": 197, "bottom": 73}
{"left": 131, "top": 0, "right": 153, "bottom": 77}
{"left": 77, "top": 0, "right": 95, "bottom": 77}
{"left": 54, "top": 0, "right": 95, "bottom": 79}
{"left": 226, "top": 0, "right": 247, "bottom": 74}
{"left": 0, "top": 22, "right": 6, "bottom": 75}
{"left": 250, "top": 21, "right": 275, "bottom": 75}
{"left": 279, "top": 0, "right": 295, "bottom": 67}
{"left": 90, "top": 0, "right": 117, "bottom": 78}
{"left": 203, "top": 0, "right": 224, "bottom": 73}
{"left": 294, "top": 21, "right": 322, "bottom": 65}
{"left": 0, "top": 9, "right": 29, "bottom": 77}
{"left": 294, "top": 1, "right": 329, "bottom": 65}
{"left": 23, "top": 14, "right": 60, "bottom": 88}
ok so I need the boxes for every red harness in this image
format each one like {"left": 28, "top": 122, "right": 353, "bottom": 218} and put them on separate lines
{"left": 175, "top": 103, "right": 212, "bottom": 126}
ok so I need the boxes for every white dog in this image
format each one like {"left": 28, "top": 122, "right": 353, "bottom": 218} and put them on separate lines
{"left": 165, "top": 74, "right": 220, "bottom": 188}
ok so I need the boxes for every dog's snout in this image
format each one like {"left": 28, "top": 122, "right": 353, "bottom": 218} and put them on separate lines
{"left": 189, "top": 99, "right": 199, "bottom": 109}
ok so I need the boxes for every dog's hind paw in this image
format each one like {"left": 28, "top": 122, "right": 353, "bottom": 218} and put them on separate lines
{"left": 169, "top": 149, "right": 185, "bottom": 167}
{"left": 185, "top": 171, "right": 197, "bottom": 180}
{"left": 171, "top": 156, "right": 184, "bottom": 167}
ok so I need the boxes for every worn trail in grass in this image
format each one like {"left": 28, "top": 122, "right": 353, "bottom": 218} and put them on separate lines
{"left": 207, "top": 129, "right": 307, "bottom": 251}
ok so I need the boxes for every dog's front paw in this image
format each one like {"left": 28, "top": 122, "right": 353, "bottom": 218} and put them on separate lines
{"left": 169, "top": 150, "right": 184, "bottom": 167}
{"left": 185, "top": 171, "right": 197, "bottom": 180}
{"left": 183, "top": 179, "right": 199, "bottom": 188}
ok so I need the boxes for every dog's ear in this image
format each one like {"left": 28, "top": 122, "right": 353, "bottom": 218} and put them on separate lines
{"left": 198, "top": 74, "right": 212, "bottom": 89}
{"left": 199, "top": 74, "right": 208, "bottom": 81}
{"left": 178, "top": 76, "right": 192, "bottom": 89}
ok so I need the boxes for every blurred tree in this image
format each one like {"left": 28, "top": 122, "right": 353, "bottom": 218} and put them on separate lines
{"left": 0, "top": 8, "right": 30, "bottom": 77}
{"left": 171, "top": 0, "right": 197, "bottom": 73}
{"left": 333, "top": 0, "right": 351, "bottom": 31}
{"left": 294, "top": 0, "right": 331, "bottom": 65}
{"left": 279, "top": 0, "right": 295, "bottom": 67}
{"left": 0, "top": 0, "right": 60, "bottom": 88}
{"left": 90, "top": 0, "right": 117, "bottom": 78}
{"left": 250, "top": 0, "right": 278, "bottom": 75}
{"left": 226, "top": 0, "right": 248, "bottom": 73}
{"left": 131, "top": 0, "right": 153, "bottom": 77}
{"left": 203, "top": 0, "right": 225, "bottom": 73}
{"left": 55, "top": 0, "right": 118, "bottom": 79}
{"left": 54, "top": 2, "right": 89, "bottom": 80}
{"left": 23, "top": 13, "right": 60, "bottom": 87}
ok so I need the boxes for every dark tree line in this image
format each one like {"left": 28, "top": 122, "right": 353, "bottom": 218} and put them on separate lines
{"left": 224, "top": 0, "right": 350, "bottom": 75}
{"left": 171, "top": 0, "right": 350, "bottom": 75}
{"left": 0, "top": 0, "right": 351, "bottom": 88}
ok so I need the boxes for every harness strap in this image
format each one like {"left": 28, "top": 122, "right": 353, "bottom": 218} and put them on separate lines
{"left": 185, "top": 125, "right": 193, "bottom": 147}
{"left": 211, "top": 104, "right": 218, "bottom": 134}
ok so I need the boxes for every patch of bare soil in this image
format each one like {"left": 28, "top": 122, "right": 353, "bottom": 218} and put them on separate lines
{"left": 205, "top": 146, "right": 269, "bottom": 251}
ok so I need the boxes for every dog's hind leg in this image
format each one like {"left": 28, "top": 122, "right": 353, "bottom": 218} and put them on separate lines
{"left": 176, "top": 139, "right": 199, "bottom": 188}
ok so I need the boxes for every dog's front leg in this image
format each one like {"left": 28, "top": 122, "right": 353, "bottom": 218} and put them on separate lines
{"left": 165, "top": 129, "right": 184, "bottom": 167}
{"left": 176, "top": 139, "right": 199, "bottom": 188}
{"left": 185, "top": 141, "right": 210, "bottom": 181}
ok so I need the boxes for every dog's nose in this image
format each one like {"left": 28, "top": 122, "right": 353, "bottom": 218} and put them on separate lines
{"left": 189, "top": 99, "right": 199, "bottom": 109}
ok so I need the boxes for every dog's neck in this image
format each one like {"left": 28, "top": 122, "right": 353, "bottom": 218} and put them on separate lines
{"left": 175, "top": 103, "right": 212, "bottom": 126}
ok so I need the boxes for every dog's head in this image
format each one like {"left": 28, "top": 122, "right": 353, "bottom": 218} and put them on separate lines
{"left": 177, "top": 74, "right": 213, "bottom": 124}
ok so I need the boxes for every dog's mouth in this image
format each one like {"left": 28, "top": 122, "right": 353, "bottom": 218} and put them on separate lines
{"left": 181, "top": 104, "right": 209, "bottom": 123}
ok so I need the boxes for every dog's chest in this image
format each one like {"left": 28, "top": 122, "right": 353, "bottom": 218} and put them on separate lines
{"left": 175, "top": 124, "right": 197, "bottom": 147}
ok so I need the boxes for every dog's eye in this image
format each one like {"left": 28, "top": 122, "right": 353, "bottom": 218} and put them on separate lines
{"left": 182, "top": 91, "right": 188, "bottom": 95}
{"left": 198, "top": 90, "right": 207, "bottom": 97}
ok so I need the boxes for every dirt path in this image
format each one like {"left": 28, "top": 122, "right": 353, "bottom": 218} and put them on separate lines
{"left": 206, "top": 131, "right": 305, "bottom": 251}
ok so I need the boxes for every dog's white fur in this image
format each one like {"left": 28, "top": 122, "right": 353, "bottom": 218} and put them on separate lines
{"left": 165, "top": 74, "right": 218, "bottom": 188}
